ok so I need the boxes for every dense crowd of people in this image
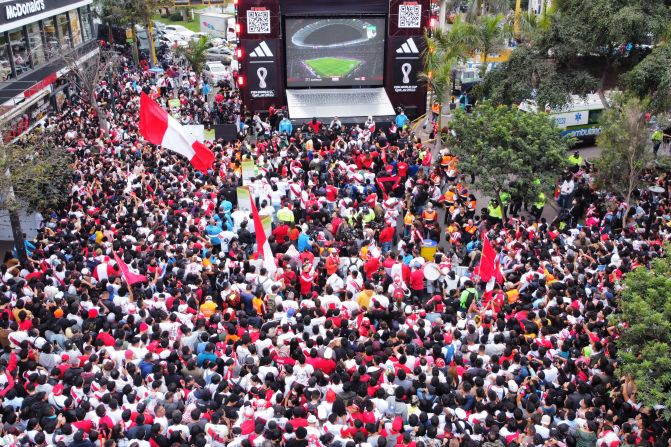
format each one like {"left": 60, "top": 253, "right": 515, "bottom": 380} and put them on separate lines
{"left": 1, "top": 48, "right": 671, "bottom": 447}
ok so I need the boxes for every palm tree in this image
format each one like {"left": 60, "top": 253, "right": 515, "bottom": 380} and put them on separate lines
{"left": 176, "top": 35, "right": 210, "bottom": 73}
{"left": 472, "top": 14, "right": 511, "bottom": 76}
{"left": 516, "top": 12, "right": 549, "bottom": 44}
{"left": 419, "top": 22, "right": 477, "bottom": 137}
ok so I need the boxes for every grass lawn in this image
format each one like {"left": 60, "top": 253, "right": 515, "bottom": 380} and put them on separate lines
{"left": 306, "top": 57, "right": 361, "bottom": 78}
{"left": 152, "top": 5, "right": 209, "bottom": 33}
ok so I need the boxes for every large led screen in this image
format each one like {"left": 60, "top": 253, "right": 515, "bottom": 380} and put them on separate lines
{"left": 285, "top": 17, "right": 386, "bottom": 88}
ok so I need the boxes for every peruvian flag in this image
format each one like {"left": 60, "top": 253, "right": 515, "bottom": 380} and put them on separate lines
{"left": 113, "top": 252, "right": 147, "bottom": 285}
{"left": 93, "top": 262, "right": 116, "bottom": 282}
{"left": 250, "top": 195, "right": 277, "bottom": 277}
{"left": 139, "top": 92, "right": 215, "bottom": 172}
{"left": 476, "top": 235, "right": 503, "bottom": 284}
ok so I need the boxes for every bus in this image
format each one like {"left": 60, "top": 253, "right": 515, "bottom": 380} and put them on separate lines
{"left": 518, "top": 93, "right": 607, "bottom": 141}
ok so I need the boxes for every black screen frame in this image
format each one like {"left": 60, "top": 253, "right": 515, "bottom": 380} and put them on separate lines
{"left": 283, "top": 15, "right": 388, "bottom": 90}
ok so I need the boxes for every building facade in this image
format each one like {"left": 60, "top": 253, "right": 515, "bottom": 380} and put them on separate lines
{"left": 528, "top": 0, "right": 552, "bottom": 15}
{"left": 0, "top": 0, "right": 96, "bottom": 140}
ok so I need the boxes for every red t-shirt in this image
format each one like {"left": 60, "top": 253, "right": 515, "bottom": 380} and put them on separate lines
{"left": 409, "top": 269, "right": 424, "bottom": 291}
{"left": 325, "top": 186, "right": 338, "bottom": 202}
{"left": 397, "top": 162, "right": 408, "bottom": 177}
{"left": 379, "top": 226, "right": 395, "bottom": 243}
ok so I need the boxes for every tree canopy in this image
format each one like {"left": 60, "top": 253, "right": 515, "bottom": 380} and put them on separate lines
{"left": 477, "top": 0, "right": 671, "bottom": 108}
{"left": 614, "top": 251, "right": 671, "bottom": 419}
{"left": 0, "top": 134, "right": 73, "bottom": 214}
{"left": 594, "top": 96, "right": 652, "bottom": 227}
{"left": 447, "top": 102, "right": 570, "bottom": 214}
{"left": 623, "top": 42, "right": 671, "bottom": 113}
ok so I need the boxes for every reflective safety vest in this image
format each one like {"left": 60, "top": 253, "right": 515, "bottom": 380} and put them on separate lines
{"left": 534, "top": 192, "right": 546, "bottom": 209}
{"left": 404, "top": 213, "right": 415, "bottom": 226}
{"left": 488, "top": 204, "right": 503, "bottom": 219}
{"left": 567, "top": 154, "right": 583, "bottom": 166}
{"left": 362, "top": 208, "right": 376, "bottom": 223}
{"left": 422, "top": 209, "right": 438, "bottom": 222}
{"left": 500, "top": 192, "right": 511, "bottom": 206}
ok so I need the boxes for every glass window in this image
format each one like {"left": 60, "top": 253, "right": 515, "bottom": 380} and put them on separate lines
{"left": 79, "top": 6, "right": 93, "bottom": 42}
{"left": 69, "top": 10, "right": 82, "bottom": 46}
{"left": 43, "top": 18, "right": 59, "bottom": 56}
{"left": 0, "top": 34, "right": 11, "bottom": 81}
{"left": 26, "top": 22, "right": 47, "bottom": 67}
{"left": 8, "top": 27, "right": 29, "bottom": 76}
{"left": 57, "top": 13, "right": 71, "bottom": 49}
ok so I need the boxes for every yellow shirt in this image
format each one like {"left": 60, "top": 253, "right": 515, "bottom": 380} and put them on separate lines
{"left": 200, "top": 301, "right": 217, "bottom": 318}
{"left": 357, "top": 290, "right": 374, "bottom": 309}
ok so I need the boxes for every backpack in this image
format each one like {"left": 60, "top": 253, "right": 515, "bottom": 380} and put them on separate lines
{"left": 255, "top": 277, "right": 270, "bottom": 297}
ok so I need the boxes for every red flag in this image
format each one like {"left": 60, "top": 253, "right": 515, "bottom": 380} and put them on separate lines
{"left": 476, "top": 235, "right": 497, "bottom": 282}
{"left": 494, "top": 256, "right": 505, "bottom": 284}
{"left": 113, "top": 252, "right": 147, "bottom": 285}
{"left": 139, "top": 92, "right": 214, "bottom": 172}
{"left": 250, "top": 195, "right": 277, "bottom": 276}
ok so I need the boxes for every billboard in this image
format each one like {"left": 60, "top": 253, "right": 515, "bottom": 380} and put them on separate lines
{"left": 391, "top": 36, "right": 421, "bottom": 94}
{"left": 244, "top": 39, "right": 280, "bottom": 98}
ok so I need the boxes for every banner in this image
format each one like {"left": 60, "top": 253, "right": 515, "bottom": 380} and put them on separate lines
{"left": 237, "top": 186, "right": 251, "bottom": 212}
{"left": 241, "top": 159, "right": 256, "bottom": 185}
{"left": 203, "top": 128, "right": 216, "bottom": 142}
{"left": 168, "top": 98, "right": 180, "bottom": 110}
{"left": 392, "top": 36, "right": 422, "bottom": 94}
{"left": 244, "top": 40, "right": 279, "bottom": 98}
{"left": 183, "top": 125, "right": 205, "bottom": 142}
{"left": 260, "top": 212, "right": 272, "bottom": 238}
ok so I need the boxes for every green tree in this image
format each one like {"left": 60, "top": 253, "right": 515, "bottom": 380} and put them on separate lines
{"left": 0, "top": 134, "right": 72, "bottom": 265}
{"left": 594, "top": 96, "right": 652, "bottom": 228}
{"left": 614, "top": 252, "right": 671, "bottom": 419}
{"left": 478, "top": 0, "right": 670, "bottom": 108}
{"left": 420, "top": 22, "right": 478, "bottom": 135}
{"left": 447, "top": 102, "right": 569, "bottom": 219}
{"left": 175, "top": 35, "right": 210, "bottom": 73}
{"left": 623, "top": 42, "right": 671, "bottom": 113}
{"left": 472, "top": 14, "right": 511, "bottom": 76}
{"left": 95, "top": 0, "right": 173, "bottom": 63}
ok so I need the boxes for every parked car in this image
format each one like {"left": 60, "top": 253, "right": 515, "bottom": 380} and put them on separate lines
{"left": 164, "top": 25, "right": 195, "bottom": 38}
{"left": 204, "top": 45, "right": 234, "bottom": 63}
{"left": 202, "top": 61, "right": 230, "bottom": 85}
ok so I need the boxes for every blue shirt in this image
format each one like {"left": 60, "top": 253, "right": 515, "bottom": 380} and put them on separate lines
{"left": 395, "top": 113, "right": 409, "bottom": 128}
{"left": 297, "top": 233, "right": 312, "bottom": 252}
{"left": 205, "top": 224, "right": 223, "bottom": 245}
{"left": 279, "top": 118, "right": 293, "bottom": 135}
{"left": 197, "top": 351, "right": 217, "bottom": 367}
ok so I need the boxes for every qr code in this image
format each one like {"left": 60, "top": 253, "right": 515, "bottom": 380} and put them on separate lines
{"left": 398, "top": 4, "right": 422, "bottom": 28}
{"left": 247, "top": 10, "right": 270, "bottom": 34}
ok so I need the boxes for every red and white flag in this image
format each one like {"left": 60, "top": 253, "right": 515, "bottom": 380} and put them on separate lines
{"left": 93, "top": 262, "right": 115, "bottom": 282}
{"left": 139, "top": 92, "right": 215, "bottom": 172}
{"left": 250, "top": 195, "right": 276, "bottom": 277}
{"left": 476, "top": 235, "right": 503, "bottom": 284}
{"left": 113, "top": 252, "right": 147, "bottom": 285}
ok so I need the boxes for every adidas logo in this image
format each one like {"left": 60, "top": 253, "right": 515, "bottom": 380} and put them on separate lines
{"left": 249, "top": 41, "right": 273, "bottom": 58}
{"left": 396, "top": 37, "right": 419, "bottom": 54}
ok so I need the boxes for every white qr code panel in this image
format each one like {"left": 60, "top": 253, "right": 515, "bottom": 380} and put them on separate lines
{"left": 247, "top": 9, "right": 271, "bottom": 34}
{"left": 398, "top": 4, "right": 422, "bottom": 29}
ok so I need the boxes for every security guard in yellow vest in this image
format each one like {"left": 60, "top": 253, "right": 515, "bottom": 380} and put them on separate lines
{"left": 487, "top": 199, "right": 503, "bottom": 225}
{"left": 533, "top": 191, "right": 546, "bottom": 219}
